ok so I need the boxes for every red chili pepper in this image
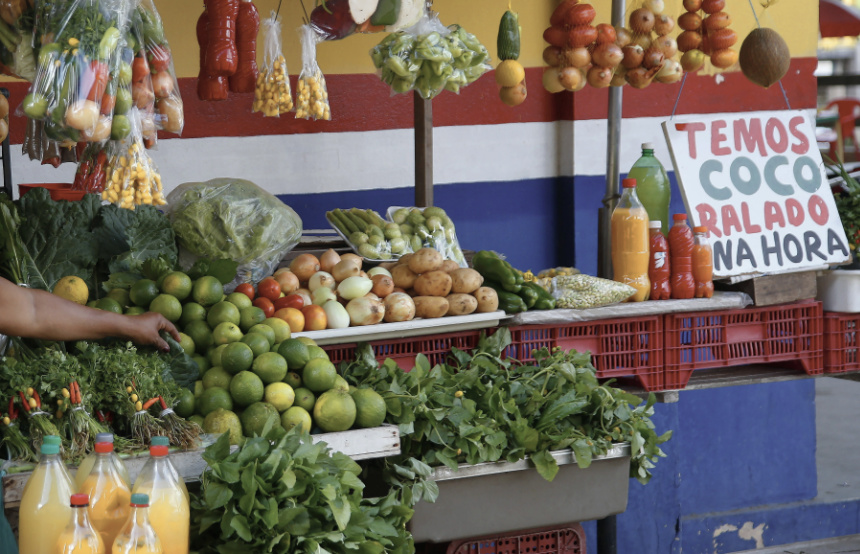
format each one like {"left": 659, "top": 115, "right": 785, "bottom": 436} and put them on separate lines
{"left": 142, "top": 397, "right": 160, "bottom": 410}
{"left": 32, "top": 391, "right": 41, "bottom": 409}
{"left": 96, "top": 409, "right": 105, "bottom": 422}
{"left": 106, "top": 411, "right": 114, "bottom": 423}
{"left": 18, "top": 392, "right": 30, "bottom": 413}
{"left": 159, "top": 396, "right": 167, "bottom": 410}
{"left": 8, "top": 398, "right": 17, "bottom": 420}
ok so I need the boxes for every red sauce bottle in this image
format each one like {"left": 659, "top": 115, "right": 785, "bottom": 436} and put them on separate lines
{"left": 668, "top": 213, "right": 695, "bottom": 299}
{"left": 692, "top": 225, "right": 714, "bottom": 298}
{"left": 648, "top": 221, "right": 671, "bottom": 300}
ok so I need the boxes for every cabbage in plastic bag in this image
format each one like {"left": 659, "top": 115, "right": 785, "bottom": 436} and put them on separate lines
{"left": 551, "top": 274, "right": 636, "bottom": 309}
{"left": 167, "top": 178, "right": 303, "bottom": 287}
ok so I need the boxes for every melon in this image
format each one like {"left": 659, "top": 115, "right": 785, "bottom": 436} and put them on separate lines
{"left": 349, "top": 0, "right": 380, "bottom": 25}
{"left": 385, "top": 0, "right": 423, "bottom": 32}
{"left": 738, "top": 27, "right": 790, "bottom": 89}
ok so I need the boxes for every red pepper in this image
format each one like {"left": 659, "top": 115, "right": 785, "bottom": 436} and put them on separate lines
{"left": 159, "top": 396, "right": 168, "bottom": 410}
{"left": 18, "top": 392, "right": 30, "bottom": 413}
{"left": 148, "top": 44, "right": 171, "bottom": 72}
{"left": 96, "top": 409, "right": 106, "bottom": 422}
{"left": 32, "top": 391, "right": 41, "bottom": 409}
{"left": 106, "top": 411, "right": 114, "bottom": 423}
{"left": 132, "top": 57, "right": 150, "bottom": 84}
{"left": 8, "top": 398, "right": 17, "bottom": 420}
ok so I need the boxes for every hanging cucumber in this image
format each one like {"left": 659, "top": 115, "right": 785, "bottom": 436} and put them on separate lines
{"left": 495, "top": 5, "right": 526, "bottom": 106}
{"left": 497, "top": 10, "right": 521, "bottom": 61}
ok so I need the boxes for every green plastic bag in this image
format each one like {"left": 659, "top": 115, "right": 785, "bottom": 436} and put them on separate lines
{"left": 0, "top": 469, "right": 18, "bottom": 553}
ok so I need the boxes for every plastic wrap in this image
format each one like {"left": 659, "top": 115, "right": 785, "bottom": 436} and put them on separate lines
{"left": 550, "top": 274, "right": 637, "bottom": 309}
{"left": 228, "top": 0, "right": 259, "bottom": 93}
{"left": 295, "top": 24, "right": 330, "bottom": 121}
{"left": 326, "top": 208, "right": 395, "bottom": 261}
{"left": 73, "top": 142, "right": 109, "bottom": 193}
{"left": 387, "top": 206, "right": 467, "bottom": 266}
{"left": 203, "top": 0, "right": 238, "bottom": 77}
{"left": 252, "top": 11, "right": 292, "bottom": 116}
{"left": 309, "top": 0, "right": 356, "bottom": 41}
{"left": 197, "top": 6, "right": 228, "bottom": 101}
{"left": 167, "top": 178, "right": 303, "bottom": 288}
{"left": 100, "top": 108, "right": 165, "bottom": 208}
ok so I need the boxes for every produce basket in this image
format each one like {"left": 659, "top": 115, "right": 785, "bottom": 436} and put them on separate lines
{"left": 409, "top": 444, "right": 630, "bottom": 543}
{"left": 323, "top": 330, "right": 486, "bottom": 370}
{"left": 18, "top": 183, "right": 86, "bottom": 202}
{"left": 420, "top": 523, "right": 586, "bottom": 554}
{"left": 823, "top": 312, "right": 860, "bottom": 373}
{"left": 664, "top": 300, "right": 824, "bottom": 389}
{"left": 504, "top": 317, "right": 664, "bottom": 391}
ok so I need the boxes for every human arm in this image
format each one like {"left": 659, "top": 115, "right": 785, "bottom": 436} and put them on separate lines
{"left": 0, "top": 277, "right": 180, "bottom": 350}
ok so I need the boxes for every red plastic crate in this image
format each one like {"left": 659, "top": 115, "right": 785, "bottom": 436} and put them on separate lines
{"left": 322, "top": 331, "right": 483, "bottom": 371}
{"left": 505, "top": 317, "right": 664, "bottom": 392}
{"left": 664, "top": 300, "right": 824, "bottom": 389}
{"left": 443, "top": 523, "right": 585, "bottom": 554}
{"left": 823, "top": 312, "right": 860, "bottom": 373}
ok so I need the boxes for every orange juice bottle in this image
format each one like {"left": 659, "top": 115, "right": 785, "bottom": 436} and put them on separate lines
{"left": 611, "top": 178, "right": 651, "bottom": 301}
{"left": 76, "top": 433, "right": 131, "bottom": 491}
{"left": 669, "top": 214, "right": 696, "bottom": 299}
{"left": 692, "top": 226, "right": 715, "bottom": 298}
{"left": 79, "top": 441, "right": 132, "bottom": 548}
{"left": 150, "top": 436, "right": 189, "bottom": 503}
{"left": 132, "top": 445, "right": 189, "bottom": 554}
{"left": 19, "top": 440, "right": 74, "bottom": 554}
{"left": 112, "top": 493, "right": 164, "bottom": 554}
{"left": 55, "top": 493, "right": 105, "bottom": 554}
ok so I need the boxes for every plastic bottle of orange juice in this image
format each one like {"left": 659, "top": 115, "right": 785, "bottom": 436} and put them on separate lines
{"left": 692, "top": 226, "right": 715, "bottom": 298}
{"left": 18, "top": 440, "right": 75, "bottom": 554}
{"left": 611, "top": 178, "right": 651, "bottom": 302}
{"left": 132, "top": 444, "right": 189, "bottom": 554}
{"left": 55, "top": 493, "right": 105, "bottom": 554}
{"left": 76, "top": 433, "right": 131, "bottom": 491}
{"left": 79, "top": 441, "right": 132, "bottom": 548}
{"left": 150, "top": 436, "right": 189, "bottom": 502}
{"left": 111, "top": 493, "right": 164, "bottom": 554}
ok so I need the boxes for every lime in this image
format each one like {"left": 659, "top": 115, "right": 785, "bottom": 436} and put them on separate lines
{"left": 53, "top": 276, "right": 89, "bottom": 305}
{"left": 207, "top": 301, "right": 241, "bottom": 328}
{"left": 194, "top": 380, "right": 204, "bottom": 397}
{"left": 180, "top": 302, "right": 207, "bottom": 327}
{"left": 196, "top": 387, "right": 233, "bottom": 417}
{"left": 252, "top": 352, "right": 288, "bottom": 384}
{"left": 221, "top": 342, "right": 255, "bottom": 375}
{"left": 293, "top": 387, "right": 315, "bottom": 412}
{"left": 174, "top": 388, "right": 196, "bottom": 418}
{"left": 203, "top": 408, "right": 243, "bottom": 445}
{"left": 239, "top": 306, "right": 266, "bottom": 332}
{"left": 160, "top": 271, "right": 193, "bottom": 301}
{"left": 241, "top": 332, "right": 270, "bottom": 358}
{"left": 332, "top": 375, "right": 350, "bottom": 392}
{"left": 209, "top": 343, "right": 228, "bottom": 367}
{"left": 281, "top": 406, "right": 312, "bottom": 434}
{"left": 192, "top": 355, "right": 211, "bottom": 374}
{"left": 212, "top": 322, "right": 243, "bottom": 346}
{"left": 229, "top": 371, "right": 265, "bottom": 407}
{"left": 149, "top": 294, "right": 182, "bottom": 322}
{"left": 226, "top": 292, "right": 253, "bottom": 310}
{"left": 240, "top": 401, "right": 280, "bottom": 437}
{"left": 351, "top": 388, "right": 387, "bottom": 428}
{"left": 87, "top": 300, "right": 98, "bottom": 308}
{"left": 107, "top": 288, "right": 130, "bottom": 308}
{"left": 306, "top": 345, "right": 331, "bottom": 362}
{"left": 285, "top": 372, "right": 302, "bottom": 389}
{"left": 177, "top": 333, "right": 195, "bottom": 355}
{"left": 189, "top": 414, "right": 205, "bottom": 428}
{"left": 184, "top": 320, "right": 213, "bottom": 355}
{"left": 264, "top": 382, "right": 295, "bottom": 412}
{"left": 202, "top": 366, "right": 232, "bottom": 390}
{"left": 94, "top": 297, "right": 123, "bottom": 314}
{"left": 296, "top": 337, "right": 317, "bottom": 347}
{"left": 263, "top": 317, "right": 291, "bottom": 343}
{"left": 192, "top": 276, "right": 225, "bottom": 307}
{"left": 248, "top": 324, "right": 276, "bottom": 347}
{"left": 278, "top": 339, "right": 310, "bottom": 370}
{"left": 125, "top": 306, "right": 146, "bottom": 316}
{"left": 302, "top": 358, "right": 338, "bottom": 393}
{"left": 129, "top": 279, "right": 160, "bottom": 307}
{"left": 313, "top": 389, "right": 356, "bottom": 432}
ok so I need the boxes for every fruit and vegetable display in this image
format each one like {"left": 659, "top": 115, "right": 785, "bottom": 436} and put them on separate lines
{"left": 310, "top": 0, "right": 427, "bottom": 40}
{"left": 472, "top": 250, "right": 556, "bottom": 314}
{"left": 252, "top": 11, "right": 294, "bottom": 116}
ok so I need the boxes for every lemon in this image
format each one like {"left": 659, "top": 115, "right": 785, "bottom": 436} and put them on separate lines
{"left": 306, "top": 345, "right": 330, "bottom": 362}
{"left": 293, "top": 387, "right": 315, "bottom": 411}
{"left": 203, "top": 408, "right": 243, "bottom": 445}
{"left": 160, "top": 271, "right": 193, "bottom": 301}
{"left": 332, "top": 375, "right": 350, "bottom": 392}
{"left": 264, "top": 382, "right": 295, "bottom": 412}
{"left": 263, "top": 318, "right": 291, "bottom": 343}
{"left": 53, "top": 276, "right": 89, "bottom": 305}
{"left": 192, "top": 355, "right": 210, "bottom": 374}
{"left": 212, "top": 322, "right": 243, "bottom": 345}
{"left": 313, "top": 389, "right": 356, "bottom": 432}
{"left": 281, "top": 406, "right": 312, "bottom": 433}
{"left": 495, "top": 60, "right": 525, "bottom": 87}
{"left": 351, "top": 388, "right": 387, "bottom": 428}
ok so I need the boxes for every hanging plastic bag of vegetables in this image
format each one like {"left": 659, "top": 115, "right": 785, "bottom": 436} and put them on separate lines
{"left": 101, "top": 108, "right": 166, "bottom": 209}
{"left": 252, "top": 10, "right": 293, "bottom": 117}
{"left": 295, "top": 23, "right": 331, "bottom": 121}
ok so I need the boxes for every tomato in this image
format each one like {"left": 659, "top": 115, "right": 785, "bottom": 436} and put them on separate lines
{"left": 148, "top": 44, "right": 171, "bottom": 72}
{"left": 234, "top": 283, "right": 255, "bottom": 301}
{"left": 253, "top": 296, "right": 275, "bottom": 318}
{"left": 257, "top": 277, "right": 282, "bottom": 302}
{"left": 274, "top": 294, "right": 304, "bottom": 311}
{"left": 132, "top": 56, "right": 150, "bottom": 84}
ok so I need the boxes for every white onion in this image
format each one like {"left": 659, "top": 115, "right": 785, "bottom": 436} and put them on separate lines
{"left": 337, "top": 276, "right": 374, "bottom": 300}
{"left": 312, "top": 286, "right": 337, "bottom": 306}
{"left": 367, "top": 267, "right": 392, "bottom": 278}
{"left": 323, "top": 300, "right": 350, "bottom": 329}
{"left": 346, "top": 297, "right": 385, "bottom": 326}
{"left": 384, "top": 292, "right": 416, "bottom": 323}
{"left": 308, "top": 271, "right": 336, "bottom": 292}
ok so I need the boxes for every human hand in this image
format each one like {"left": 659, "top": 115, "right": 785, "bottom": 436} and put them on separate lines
{"left": 125, "top": 312, "right": 181, "bottom": 352}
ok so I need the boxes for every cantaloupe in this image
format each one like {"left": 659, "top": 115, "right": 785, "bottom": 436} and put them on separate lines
{"left": 739, "top": 28, "right": 790, "bottom": 89}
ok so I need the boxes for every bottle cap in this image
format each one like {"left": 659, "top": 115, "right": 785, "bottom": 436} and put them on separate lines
{"left": 43, "top": 435, "right": 61, "bottom": 446}
{"left": 649, "top": 221, "right": 662, "bottom": 229}
{"left": 151, "top": 436, "right": 170, "bottom": 447}
{"left": 150, "top": 445, "right": 169, "bottom": 457}
{"left": 622, "top": 178, "right": 637, "bottom": 188}
{"left": 130, "top": 493, "right": 150, "bottom": 507}
{"left": 70, "top": 493, "right": 89, "bottom": 507}
{"left": 673, "top": 213, "right": 688, "bottom": 221}
{"left": 693, "top": 226, "right": 708, "bottom": 233}
{"left": 642, "top": 142, "right": 655, "bottom": 150}
{"left": 41, "top": 443, "right": 60, "bottom": 455}
{"left": 94, "top": 442, "right": 114, "bottom": 454}
{"left": 95, "top": 433, "right": 114, "bottom": 444}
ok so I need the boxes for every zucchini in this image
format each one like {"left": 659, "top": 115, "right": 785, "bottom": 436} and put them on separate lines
{"left": 370, "top": 0, "right": 400, "bottom": 26}
{"left": 497, "top": 10, "right": 520, "bottom": 61}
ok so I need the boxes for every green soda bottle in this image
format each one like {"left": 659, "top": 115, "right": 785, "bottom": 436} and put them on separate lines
{"left": 628, "top": 142, "right": 671, "bottom": 235}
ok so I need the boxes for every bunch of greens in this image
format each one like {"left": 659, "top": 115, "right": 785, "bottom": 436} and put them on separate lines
{"left": 342, "top": 329, "right": 672, "bottom": 484}
{"left": 828, "top": 157, "right": 860, "bottom": 256}
{"left": 190, "top": 427, "right": 414, "bottom": 554}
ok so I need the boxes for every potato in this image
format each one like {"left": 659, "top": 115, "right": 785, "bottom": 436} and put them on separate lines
{"left": 414, "top": 270, "right": 453, "bottom": 297}
{"left": 440, "top": 259, "right": 461, "bottom": 273}
{"left": 414, "top": 296, "right": 449, "bottom": 319}
{"left": 450, "top": 268, "right": 484, "bottom": 294}
{"left": 408, "top": 247, "right": 443, "bottom": 274}
{"left": 391, "top": 264, "right": 419, "bottom": 289}
{"left": 379, "top": 261, "right": 398, "bottom": 271}
{"left": 446, "top": 293, "right": 478, "bottom": 316}
{"left": 398, "top": 253, "right": 414, "bottom": 267}
{"left": 474, "top": 287, "right": 499, "bottom": 313}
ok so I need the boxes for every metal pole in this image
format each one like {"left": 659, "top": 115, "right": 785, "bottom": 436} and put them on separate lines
{"left": 597, "top": 514, "right": 618, "bottom": 554}
{"left": 597, "top": 0, "right": 626, "bottom": 280}
{"left": 415, "top": 92, "right": 434, "bottom": 208}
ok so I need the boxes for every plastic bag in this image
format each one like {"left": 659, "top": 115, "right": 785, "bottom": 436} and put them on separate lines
{"left": 73, "top": 142, "right": 109, "bottom": 193}
{"left": 326, "top": 208, "right": 397, "bottom": 261}
{"left": 252, "top": 11, "right": 293, "bottom": 116}
{"left": 196, "top": 5, "right": 228, "bottom": 101}
{"left": 167, "top": 178, "right": 303, "bottom": 287}
{"left": 550, "top": 275, "right": 636, "bottom": 309}
{"left": 229, "top": 0, "right": 259, "bottom": 93}
{"left": 295, "top": 24, "right": 330, "bottom": 121}
{"left": 388, "top": 206, "right": 467, "bottom": 266}
{"left": 100, "top": 108, "right": 165, "bottom": 208}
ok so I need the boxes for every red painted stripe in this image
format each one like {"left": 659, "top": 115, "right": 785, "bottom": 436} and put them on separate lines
{"left": 1, "top": 56, "right": 816, "bottom": 144}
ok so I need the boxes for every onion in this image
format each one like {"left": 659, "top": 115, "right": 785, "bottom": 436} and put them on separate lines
{"left": 710, "top": 47, "right": 738, "bottom": 69}
{"left": 543, "top": 45, "right": 562, "bottom": 67}
{"left": 544, "top": 26, "right": 568, "bottom": 48}
{"left": 683, "top": 0, "right": 702, "bottom": 11}
{"left": 151, "top": 71, "right": 174, "bottom": 98}
{"left": 562, "top": 47, "right": 592, "bottom": 68}
{"left": 367, "top": 267, "right": 392, "bottom": 278}
{"left": 656, "top": 59, "right": 683, "bottom": 83}
{"left": 739, "top": 27, "right": 790, "bottom": 88}
{"left": 64, "top": 100, "right": 99, "bottom": 132}
{"left": 293, "top": 288, "right": 312, "bottom": 307}
{"left": 586, "top": 65, "right": 614, "bottom": 88}
{"left": 702, "top": 0, "right": 725, "bottom": 14}
{"left": 678, "top": 12, "right": 702, "bottom": 31}
{"left": 703, "top": 12, "right": 731, "bottom": 31}
{"left": 569, "top": 25, "right": 597, "bottom": 48}
{"left": 332, "top": 259, "right": 361, "bottom": 282}
{"left": 341, "top": 253, "right": 363, "bottom": 266}
{"left": 558, "top": 67, "right": 586, "bottom": 91}
{"left": 308, "top": 271, "right": 336, "bottom": 292}
{"left": 274, "top": 269, "right": 300, "bottom": 293}
{"left": 543, "top": 67, "right": 567, "bottom": 93}
{"left": 677, "top": 31, "right": 703, "bottom": 53}
{"left": 290, "top": 254, "right": 321, "bottom": 283}
{"left": 312, "top": 286, "right": 337, "bottom": 306}
{"left": 383, "top": 292, "right": 416, "bottom": 323}
{"left": 629, "top": 8, "right": 655, "bottom": 34}
{"left": 550, "top": 0, "right": 579, "bottom": 27}
{"left": 83, "top": 116, "right": 111, "bottom": 142}
{"left": 592, "top": 43, "right": 623, "bottom": 68}
{"left": 643, "top": 0, "right": 665, "bottom": 15}
{"left": 621, "top": 44, "right": 645, "bottom": 69}
{"left": 615, "top": 27, "right": 633, "bottom": 48}
{"left": 346, "top": 296, "right": 385, "bottom": 326}
{"left": 595, "top": 24, "right": 616, "bottom": 45}
{"left": 653, "top": 35, "right": 678, "bottom": 59}
{"left": 371, "top": 274, "right": 395, "bottom": 297}
{"left": 567, "top": 3, "right": 596, "bottom": 26}
{"left": 681, "top": 49, "right": 706, "bottom": 72}
{"left": 700, "top": 32, "right": 712, "bottom": 55}
{"left": 631, "top": 32, "right": 652, "bottom": 50}
{"left": 337, "top": 276, "right": 374, "bottom": 300}
{"left": 654, "top": 15, "right": 675, "bottom": 36}
{"left": 642, "top": 47, "right": 665, "bottom": 69}
{"left": 626, "top": 65, "right": 662, "bottom": 89}
{"left": 708, "top": 28, "right": 737, "bottom": 50}
{"left": 319, "top": 248, "right": 341, "bottom": 273}
{"left": 323, "top": 300, "right": 350, "bottom": 329}
{"left": 610, "top": 65, "right": 627, "bottom": 87}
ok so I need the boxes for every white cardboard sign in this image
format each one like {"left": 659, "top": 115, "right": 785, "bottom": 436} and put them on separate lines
{"left": 662, "top": 110, "right": 851, "bottom": 279}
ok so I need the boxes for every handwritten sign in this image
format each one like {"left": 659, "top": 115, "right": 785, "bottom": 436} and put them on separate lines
{"left": 662, "top": 110, "right": 851, "bottom": 278}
